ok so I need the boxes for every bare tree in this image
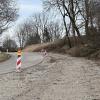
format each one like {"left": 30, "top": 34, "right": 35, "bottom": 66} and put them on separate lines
{"left": 16, "top": 19, "right": 41, "bottom": 48}
{"left": 43, "top": 0, "right": 72, "bottom": 47}
{"left": 26, "top": 33, "right": 41, "bottom": 45}
{"left": 47, "top": 21, "right": 63, "bottom": 41}
{"left": 43, "top": 0, "right": 84, "bottom": 46}
{"left": 91, "top": 0, "right": 100, "bottom": 32}
{"left": 32, "top": 13, "right": 41, "bottom": 39}
{"left": 77, "top": 0, "right": 90, "bottom": 36}
{"left": 42, "top": 27, "right": 51, "bottom": 42}
{"left": 32, "top": 12, "right": 49, "bottom": 43}
{"left": 0, "top": 0, "right": 18, "bottom": 34}
{"left": 3, "top": 36, "right": 17, "bottom": 51}
{"left": 16, "top": 24, "right": 27, "bottom": 49}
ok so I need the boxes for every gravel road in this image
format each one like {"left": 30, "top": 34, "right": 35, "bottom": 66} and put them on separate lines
{"left": 0, "top": 53, "right": 100, "bottom": 100}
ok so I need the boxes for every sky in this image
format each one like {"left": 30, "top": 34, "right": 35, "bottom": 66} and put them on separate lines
{"left": 1, "top": 0, "right": 43, "bottom": 40}
{"left": 17, "top": 0, "right": 42, "bottom": 23}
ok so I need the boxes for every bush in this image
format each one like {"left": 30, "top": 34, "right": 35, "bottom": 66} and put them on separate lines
{"left": 67, "top": 44, "right": 97, "bottom": 57}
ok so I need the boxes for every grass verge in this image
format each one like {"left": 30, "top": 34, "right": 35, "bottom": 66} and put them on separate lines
{"left": 0, "top": 53, "right": 11, "bottom": 62}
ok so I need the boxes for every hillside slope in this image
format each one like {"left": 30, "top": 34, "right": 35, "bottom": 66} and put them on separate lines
{"left": 24, "top": 34, "right": 100, "bottom": 59}
{"left": 24, "top": 39, "right": 65, "bottom": 52}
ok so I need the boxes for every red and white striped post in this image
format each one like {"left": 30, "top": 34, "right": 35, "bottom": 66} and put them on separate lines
{"left": 41, "top": 49, "right": 47, "bottom": 57}
{"left": 44, "top": 50, "right": 47, "bottom": 57}
{"left": 16, "top": 49, "right": 22, "bottom": 72}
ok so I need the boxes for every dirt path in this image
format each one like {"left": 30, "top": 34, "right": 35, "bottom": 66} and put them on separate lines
{"left": 0, "top": 53, "right": 100, "bottom": 100}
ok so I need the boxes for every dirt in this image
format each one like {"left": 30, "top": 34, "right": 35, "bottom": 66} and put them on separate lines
{"left": 0, "top": 53, "right": 100, "bottom": 100}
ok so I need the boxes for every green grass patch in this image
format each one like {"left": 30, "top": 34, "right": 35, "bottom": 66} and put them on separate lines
{"left": 0, "top": 53, "right": 11, "bottom": 62}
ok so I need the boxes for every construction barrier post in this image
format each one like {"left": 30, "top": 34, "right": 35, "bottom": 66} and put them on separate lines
{"left": 41, "top": 49, "right": 47, "bottom": 57}
{"left": 16, "top": 48, "right": 22, "bottom": 72}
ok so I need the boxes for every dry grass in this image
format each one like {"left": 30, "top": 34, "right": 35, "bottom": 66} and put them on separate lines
{"left": 24, "top": 39, "right": 65, "bottom": 52}
{"left": 0, "top": 53, "right": 10, "bottom": 62}
{"left": 67, "top": 44, "right": 97, "bottom": 57}
{"left": 24, "top": 43, "right": 50, "bottom": 52}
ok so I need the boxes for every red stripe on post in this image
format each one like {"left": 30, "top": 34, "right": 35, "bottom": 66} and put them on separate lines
{"left": 17, "top": 60, "right": 21, "bottom": 65}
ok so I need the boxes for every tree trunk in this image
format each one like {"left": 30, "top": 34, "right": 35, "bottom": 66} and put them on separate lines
{"left": 70, "top": 0, "right": 77, "bottom": 45}
{"left": 85, "top": 0, "right": 89, "bottom": 36}
{"left": 63, "top": 16, "right": 72, "bottom": 48}
{"left": 63, "top": 3, "right": 83, "bottom": 44}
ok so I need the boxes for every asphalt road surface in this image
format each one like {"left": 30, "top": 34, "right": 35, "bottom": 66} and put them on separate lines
{"left": 0, "top": 52, "right": 43, "bottom": 74}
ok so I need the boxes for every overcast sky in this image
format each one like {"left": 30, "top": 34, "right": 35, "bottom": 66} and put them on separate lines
{"left": 17, "top": 0, "right": 42, "bottom": 23}
{"left": 1, "top": 0, "right": 43, "bottom": 40}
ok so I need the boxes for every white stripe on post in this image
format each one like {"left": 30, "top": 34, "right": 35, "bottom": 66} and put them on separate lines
{"left": 17, "top": 57, "right": 21, "bottom": 62}
{"left": 16, "top": 56, "right": 21, "bottom": 72}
